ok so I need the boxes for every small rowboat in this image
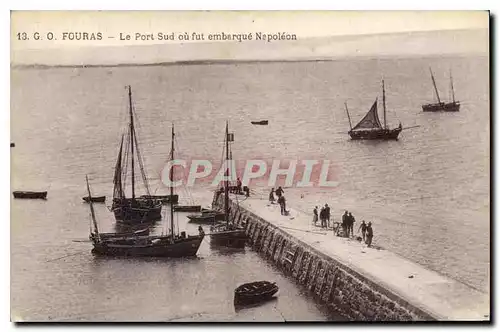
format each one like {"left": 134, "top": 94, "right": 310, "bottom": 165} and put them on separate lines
{"left": 82, "top": 196, "right": 106, "bottom": 203}
{"left": 251, "top": 120, "right": 268, "bottom": 125}
{"left": 234, "top": 281, "right": 279, "bottom": 305}
{"left": 140, "top": 194, "right": 179, "bottom": 204}
{"left": 13, "top": 191, "right": 47, "bottom": 199}
{"left": 173, "top": 205, "right": 201, "bottom": 212}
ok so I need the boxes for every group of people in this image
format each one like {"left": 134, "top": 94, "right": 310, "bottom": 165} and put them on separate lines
{"left": 312, "top": 204, "right": 331, "bottom": 228}
{"left": 269, "top": 187, "right": 288, "bottom": 215}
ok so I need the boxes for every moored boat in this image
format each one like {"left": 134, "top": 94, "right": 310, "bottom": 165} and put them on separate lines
{"left": 187, "top": 210, "right": 225, "bottom": 224}
{"left": 209, "top": 122, "right": 246, "bottom": 248}
{"left": 422, "top": 68, "right": 460, "bottom": 112}
{"left": 87, "top": 125, "right": 205, "bottom": 258}
{"left": 234, "top": 281, "right": 279, "bottom": 305}
{"left": 140, "top": 194, "right": 179, "bottom": 204}
{"left": 174, "top": 205, "right": 202, "bottom": 212}
{"left": 111, "top": 86, "right": 162, "bottom": 224}
{"left": 82, "top": 195, "right": 106, "bottom": 203}
{"left": 13, "top": 191, "right": 47, "bottom": 199}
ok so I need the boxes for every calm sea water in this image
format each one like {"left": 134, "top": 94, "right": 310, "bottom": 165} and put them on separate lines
{"left": 11, "top": 55, "right": 489, "bottom": 321}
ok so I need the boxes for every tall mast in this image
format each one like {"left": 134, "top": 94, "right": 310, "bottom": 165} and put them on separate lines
{"left": 382, "top": 80, "right": 387, "bottom": 129}
{"left": 128, "top": 85, "right": 136, "bottom": 199}
{"left": 429, "top": 68, "right": 441, "bottom": 104}
{"left": 170, "top": 124, "right": 175, "bottom": 239}
{"left": 224, "top": 121, "right": 229, "bottom": 226}
{"left": 345, "top": 102, "right": 353, "bottom": 130}
{"left": 86, "top": 175, "right": 99, "bottom": 237}
{"left": 450, "top": 69, "right": 456, "bottom": 103}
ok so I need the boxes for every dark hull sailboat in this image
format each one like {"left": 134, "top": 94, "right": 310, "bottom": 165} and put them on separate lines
{"left": 87, "top": 124, "right": 204, "bottom": 258}
{"left": 422, "top": 102, "right": 460, "bottom": 112}
{"left": 209, "top": 122, "right": 247, "bottom": 248}
{"left": 91, "top": 235, "right": 204, "bottom": 257}
{"left": 13, "top": 191, "right": 47, "bottom": 199}
{"left": 422, "top": 68, "right": 460, "bottom": 112}
{"left": 111, "top": 86, "right": 162, "bottom": 224}
{"left": 346, "top": 80, "right": 402, "bottom": 141}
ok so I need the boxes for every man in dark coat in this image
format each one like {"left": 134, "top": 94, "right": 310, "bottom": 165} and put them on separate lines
{"left": 348, "top": 212, "right": 355, "bottom": 237}
{"left": 275, "top": 186, "right": 284, "bottom": 199}
{"left": 341, "top": 211, "right": 348, "bottom": 237}
{"left": 366, "top": 222, "right": 373, "bottom": 247}
{"left": 324, "top": 204, "right": 331, "bottom": 228}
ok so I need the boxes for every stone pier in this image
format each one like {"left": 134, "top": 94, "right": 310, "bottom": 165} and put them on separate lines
{"left": 213, "top": 194, "right": 490, "bottom": 321}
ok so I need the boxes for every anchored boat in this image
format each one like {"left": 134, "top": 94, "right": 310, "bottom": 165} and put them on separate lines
{"left": 422, "top": 68, "right": 460, "bottom": 112}
{"left": 209, "top": 122, "right": 246, "bottom": 248}
{"left": 234, "top": 281, "right": 279, "bottom": 305}
{"left": 346, "top": 80, "right": 402, "bottom": 140}
{"left": 82, "top": 195, "right": 106, "bottom": 203}
{"left": 111, "top": 86, "right": 162, "bottom": 224}
{"left": 88, "top": 125, "right": 204, "bottom": 257}
{"left": 251, "top": 120, "right": 268, "bottom": 125}
{"left": 13, "top": 191, "right": 47, "bottom": 199}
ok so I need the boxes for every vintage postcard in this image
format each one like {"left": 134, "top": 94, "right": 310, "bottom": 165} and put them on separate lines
{"left": 10, "top": 11, "right": 490, "bottom": 322}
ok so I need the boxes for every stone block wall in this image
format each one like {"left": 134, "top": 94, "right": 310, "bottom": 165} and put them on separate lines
{"left": 212, "top": 194, "right": 436, "bottom": 321}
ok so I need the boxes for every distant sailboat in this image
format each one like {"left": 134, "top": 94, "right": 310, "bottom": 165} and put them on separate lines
{"left": 422, "top": 68, "right": 460, "bottom": 112}
{"left": 111, "top": 86, "right": 162, "bottom": 224}
{"left": 346, "top": 80, "right": 402, "bottom": 140}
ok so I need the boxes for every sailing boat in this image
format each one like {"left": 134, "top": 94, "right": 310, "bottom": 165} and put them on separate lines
{"left": 111, "top": 86, "right": 162, "bottom": 224}
{"left": 422, "top": 68, "right": 460, "bottom": 112}
{"left": 89, "top": 125, "right": 205, "bottom": 258}
{"left": 346, "top": 80, "right": 402, "bottom": 140}
{"left": 209, "top": 121, "right": 247, "bottom": 247}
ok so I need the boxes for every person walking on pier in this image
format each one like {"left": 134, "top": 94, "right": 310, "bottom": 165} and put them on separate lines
{"left": 276, "top": 186, "right": 284, "bottom": 199}
{"left": 319, "top": 206, "right": 326, "bottom": 227}
{"left": 358, "top": 220, "right": 367, "bottom": 242}
{"left": 269, "top": 188, "right": 275, "bottom": 204}
{"left": 341, "top": 211, "right": 348, "bottom": 237}
{"left": 365, "top": 222, "right": 373, "bottom": 247}
{"left": 324, "top": 204, "right": 331, "bottom": 228}
{"left": 348, "top": 212, "right": 355, "bottom": 237}
{"left": 312, "top": 206, "right": 318, "bottom": 225}
{"left": 278, "top": 195, "right": 287, "bottom": 215}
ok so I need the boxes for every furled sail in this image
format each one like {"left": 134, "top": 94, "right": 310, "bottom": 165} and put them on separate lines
{"left": 113, "top": 135, "right": 125, "bottom": 200}
{"left": 352, "top": 99, "right": 383, "bottom": 130}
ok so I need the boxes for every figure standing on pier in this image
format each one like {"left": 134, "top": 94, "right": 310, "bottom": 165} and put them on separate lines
{"left": 342, "top": 211, "right": 349, "bottom": 237}
{"left": 276, "top": 186, "right": 284, "bottom": 199}
{"left": 243, "top": 186, "right": 250, "bottom": 197}
{"left": 348, "top": 212, "right": 356, "bottom": 237}
{"left": 366, "top": 222, "right": 373, "bottom": 247}
{"left": 358, "top": 220, "right": 367, "bottom": 242}
{"left": 278, "top": 195, "right": 287, "bottom": 215}
{"left": 269, "top": 188, "right": 275, "bottom": 203}
{"left": 312, "top": 206, "right": 318, "bottom": 225}
{"left": 319, "top": 206, "right": 326, "bottom": 227}
{"left": 324, "top": 204, "right": 331, "bottom": 228}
